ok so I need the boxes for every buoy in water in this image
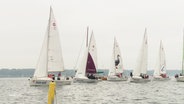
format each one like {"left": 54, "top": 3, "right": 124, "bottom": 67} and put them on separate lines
{"left": 48, "top": 81, "right": 56, "bottom": 104}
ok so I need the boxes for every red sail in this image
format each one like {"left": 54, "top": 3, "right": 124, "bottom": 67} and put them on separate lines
{"left": 86, "top": 52, "right": 96, "bottom": 75}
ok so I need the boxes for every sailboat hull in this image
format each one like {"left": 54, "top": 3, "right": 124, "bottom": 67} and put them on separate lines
{"left": 29, "top": 77, "right": 52, "bottom": 86}
{"left": 176, "top": 76, "right": 184, "bottom": 82}
{"left": 29, "top": 77, "right": 72, "bottom": 86}
{"left": 130, "top": 77, "right": 151, "bottom": 83}
{"left": 53, "top": 77, "right": 72, "bottom": 85}
{"left": 153, "top": 76, "right": 170, "bottom": 81}
{"left": 73, "top": 77, "right": 98, "bottom": 83}
{"left": 54, "top": 80, "right": 72, "bottom": 85}
{"left": 107, "top": 76, "right": 128, "bottom": 81}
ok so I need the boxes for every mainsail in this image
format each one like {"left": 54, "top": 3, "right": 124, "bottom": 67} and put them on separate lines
{"left": 109, "top": 37, "right": 123, "bottom": 76}
{"left": 75, "top": 28, "right": 97, "bottom": 78}
{"left": 133, "top": 29, "right": 148, "bottom": 76}
{"left": 154, "top": 41, "right": 166, "bottom": 76}
{"left": 86, "top": 31, "right": 97, "bottom": 74}
{"left": 75, "top": 47, "right": 88, "bottom": 78}
{"left": 33, "top": 6, "right": 64, "bottom": 78}
{"left": 47, "top": 7, "right": 64, "bottom": 72}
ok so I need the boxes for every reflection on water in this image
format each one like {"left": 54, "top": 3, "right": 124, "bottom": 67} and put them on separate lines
{"left": 0, "top": 78, "right": 184, "bottom": 104}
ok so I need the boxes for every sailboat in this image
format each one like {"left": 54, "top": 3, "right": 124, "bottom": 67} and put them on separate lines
{"left": 130, "top": 29, "right": 151, "bottom": 83}
{"left": 29, "top": 6, "right": 71, "bottom": 86}
{"left": 175, "top": 32, "right": 184, "bottom": 82}
{"left": 107, "top": 37, "right": 128, "bottom": 81}
{"left": 74, "top": 27, "right": 98, "bottom": 83}
{"left": 153, "top": 40, "right": 170, "bottom": 81}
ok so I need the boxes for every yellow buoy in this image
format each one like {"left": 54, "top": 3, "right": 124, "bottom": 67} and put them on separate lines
{"left": 48, "top": 81, "right": 56, "bottom": 104}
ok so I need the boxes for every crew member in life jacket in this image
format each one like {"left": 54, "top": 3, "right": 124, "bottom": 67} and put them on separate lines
{"left": 130, "top": 72, "right": 133, "bottom": 77}
{"left": 175, "top": 73, "right": 184, "bottom": 78}
{"left": 160, "top": 73, "right": 167, "bottom": 78}
{"left": 140, "top": 73, "right": 149, "bottom": 79}
{"left": 116, "top": 73, "right": 122, "bottom": 78}
{"left": 87, "top": 73, "right": 96, "bottom": 79}
{"left": 175, "top": 74, "right": 179, "bottom": 78}
{"left": 57, "top": 72, "right": 61, "bottom": 80}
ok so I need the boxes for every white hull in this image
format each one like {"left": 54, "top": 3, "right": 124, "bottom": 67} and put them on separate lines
{"left": 73, "top": 77, "right": 98, "bottom": 83}
{"left": 54, "top": 79, "right": 72, "bottom": 85}
{"left": 107, "top": 76, "right": 128, "bottom": 81}
{"left": 153, "top": 76, "right": 170, "bottom": 81}
{"left": 130, "top": 77, "right": 151, "bottom": 83}
{"left": 29, "top": 78, "right": 51, "bottom": 86}
{"left": 29, "top": 77, "right": 72, "bottom": 86}
{"left": 176, "top": 76, "right": 184, "bottom": 82}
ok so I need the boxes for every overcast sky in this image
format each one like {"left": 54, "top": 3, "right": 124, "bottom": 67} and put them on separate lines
{"left": 0, "top": 0, "right": 183, "bottom": 69}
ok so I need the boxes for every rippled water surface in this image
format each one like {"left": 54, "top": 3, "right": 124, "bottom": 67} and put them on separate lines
{"left": 0, "top": 78, "right": 184, "bottom": 104}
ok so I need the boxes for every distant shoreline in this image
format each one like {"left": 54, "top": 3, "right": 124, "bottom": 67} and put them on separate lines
{"left": 0, "top": 69, "right": 181, "bottom": 78}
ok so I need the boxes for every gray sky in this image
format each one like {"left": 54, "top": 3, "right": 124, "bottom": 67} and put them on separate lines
{"left": 0, "top": 0, "right": 183, "bottom": 69}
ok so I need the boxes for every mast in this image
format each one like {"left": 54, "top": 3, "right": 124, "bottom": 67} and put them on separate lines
{"left": 86, "top": 26, "right": 89, "bottom": 47}
{"left": 114, "top": 37, "right": 116, "bottom": 73}
{"left": 160, "top": 40, "right": 162, "bottom": 72}
{"left": 182, "top": 29, "right": 184, "bottom": 74}
{"left": 46, "top": 6, "right": 52, "bottom": 72}
{"left": 141, "top": 28, "right": 148, "bottom": 74}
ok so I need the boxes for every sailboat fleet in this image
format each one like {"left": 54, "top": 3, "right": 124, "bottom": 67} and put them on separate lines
{"left": 28, "top": 5, "right": 184, "bottom": 86}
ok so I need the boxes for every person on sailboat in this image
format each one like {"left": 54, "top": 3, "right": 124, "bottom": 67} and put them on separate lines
{"left": 145, "top": 74, "right": 149, "bottom": 79}
{"left": 175, "top": 74, "right": 179, "bottom": 78}
{"left": 180, "top": 73, "right": 183, "bottom": 76}
{"left": 48, "top": 74, "right": 52, "bottom": 78}
{"left": 87, "top": 73, "right": 95, "bottom": 79}
{"left": 130, "top": 72, "right": 133, "bottom": 77}
{"left": 58, "top": 72, "right": 61, "bottom": 77}
{"left": 51, "top": 74, "right": 55, "bottom": 80}
{"left": 160, "top": 73, "right": 166, "bottom": 78}
{"left": 57, "top": 72, "right": 61, "bottom": 80}
{"left": 115, "top": 73, "right": 122, "bottom": 78}
{"left": 140, "top": 73, "right": 149, "bottom": 79}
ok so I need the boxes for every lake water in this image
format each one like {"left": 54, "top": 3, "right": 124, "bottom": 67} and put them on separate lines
{"left": 0, "top": 77, "right": 184, "bottom": 104}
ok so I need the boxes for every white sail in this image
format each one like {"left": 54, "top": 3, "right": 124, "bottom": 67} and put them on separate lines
{"left": 75, "top": 47, "right": 88, "bottom": 78}
{"left": 153, "top": 49, "right": 160, "bottom": 76}
{"left": 109, "top": 37, "right": 123, "bottom": 76}
{"left": 182, "top": 32, "right": 184, "bottom": 74}
{"left": 133, "top": 29, "right": 148, "bottom": 76}
{"left": 33, "top": 24, "right": 49, "bottom": 78}
{"left": 154, "top": 41, "right": 166, "bottom": 76}
{"left": 47, "top": 7, "right": 64, "bottom": 72}
{"left": 109, "top": 47, "right": 116, "bottom": 76}
{"left": 33, "top": 6, "right": 64, "bottom": 78}
{"left": 159, "top": 41, "right": 166, "bottom": 74}
{"left": 114, "top": 37, "right": 123, "bottom": 73}
{"left": 75, "top": 27, "right": 89, "bottom": 78}
{"left": 75, "top": 28, "right": 98, "bottom": 78}
{"left": 88, "top": 31, "right": 98, "bottom": 69}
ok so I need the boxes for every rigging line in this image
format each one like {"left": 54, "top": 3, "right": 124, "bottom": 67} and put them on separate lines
{"left": 182, "top": 28, "right": 184, "bottom": 74}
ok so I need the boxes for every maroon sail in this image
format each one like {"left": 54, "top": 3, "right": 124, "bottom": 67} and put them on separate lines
{"left": 86, "top": 52, "right": 96, "bottom": 74}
